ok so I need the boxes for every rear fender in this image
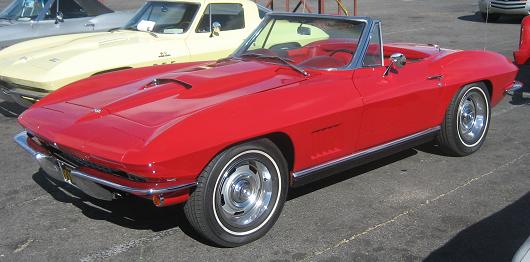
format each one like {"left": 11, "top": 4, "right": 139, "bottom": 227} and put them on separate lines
{"left": 437, "top": 50, "right": 518, "bottom": 108}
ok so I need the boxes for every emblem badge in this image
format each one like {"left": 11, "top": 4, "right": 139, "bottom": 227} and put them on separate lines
{"left": 158, "top": 51, "right": 171, "bottom": 58}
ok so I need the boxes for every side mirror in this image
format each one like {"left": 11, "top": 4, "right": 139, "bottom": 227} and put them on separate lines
{"left": 297, "top": 26, "right": 311, "bottom": 35}
{"left": 383, "top": 53, "right": 407, "bottom": 76}
{"left": 211, "top": 21, "right": 221, "bottom": 37}
{"left": 390, "top": 53, "right": 406, "bottom": 68}
{"left": 55, "top": 11, "right": 64, "bottom": 24}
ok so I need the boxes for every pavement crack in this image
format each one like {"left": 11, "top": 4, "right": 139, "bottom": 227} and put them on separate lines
{"left": 301, "top": 152, "right": 529, "bottom": 261}
{"left": 79, "top": 228, "right": 179, "bottom": 262}
{"left": 13, "top": 238, "right": 33, "bottom": 253}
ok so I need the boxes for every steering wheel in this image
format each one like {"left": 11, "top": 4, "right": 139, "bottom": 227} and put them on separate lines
{"left": 328, "top": 49, "right": 355, "bottom": 56}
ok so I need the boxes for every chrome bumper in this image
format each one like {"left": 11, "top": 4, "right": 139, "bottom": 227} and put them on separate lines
{"left": 14, "top": 132, "right": 196, "bottom": 201}
{"left": 505, "top": 81, "right": 525, "bottom": 97}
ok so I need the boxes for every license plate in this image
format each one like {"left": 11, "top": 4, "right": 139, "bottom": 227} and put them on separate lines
{"left": 57, "top": 160, "right": 75, "bottom": 184}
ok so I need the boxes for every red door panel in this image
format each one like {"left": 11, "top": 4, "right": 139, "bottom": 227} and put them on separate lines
{"left": 353, "top": 62, "right": 443, "bottom": 150}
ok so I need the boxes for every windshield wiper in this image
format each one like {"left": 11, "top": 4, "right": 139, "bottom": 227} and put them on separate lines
{"left": 129, "top": 28, "right": 158, "bottom": 38}
{"left": 240, "top": 53, "right": 309, "bottom": 77}
{"left": 112, "top": 27, "right": 158, "bottom": 38}
{"left": 0, "top": 17, "right": 13, "bottom": 23}
{"left": 108, "top": 27, "right": 122, "bottom": 32}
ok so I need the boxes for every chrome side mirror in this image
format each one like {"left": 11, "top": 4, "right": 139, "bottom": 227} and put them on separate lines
{"left": 211, "top": 21, "right": 221, "bottom": 37}
{"left": 383, "top": 53, "right": 407, "bottom": 76}
{"left": 55, "top": 11, "right": 64, "bottom": 24}
{"left": 391, "top": 53, "right": 406, "bottom": 68}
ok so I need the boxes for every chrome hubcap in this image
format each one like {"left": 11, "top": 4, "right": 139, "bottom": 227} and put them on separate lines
{"left": 457, "top": 88, "right": 488, "bottom": 146}
{"left": 217, "top": 159, "right": 273, "bottom": 228}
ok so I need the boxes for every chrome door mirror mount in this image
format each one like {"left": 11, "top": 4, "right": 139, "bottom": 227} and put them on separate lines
{"left": 383, "top": 53, "right": 407, "bottom": 76}
{"left": 55, "top": 11, "right": 64, "bottom": 24}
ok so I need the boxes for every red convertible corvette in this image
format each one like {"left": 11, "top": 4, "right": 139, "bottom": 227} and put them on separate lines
{"left": 15, "top": 13, "right": 519, "bottom": 246}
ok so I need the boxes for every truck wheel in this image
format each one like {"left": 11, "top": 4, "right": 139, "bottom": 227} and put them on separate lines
{"left": 184, "top": 139, "right": 288, "bottom": 247}
{"left": 481, "top": 12, "right": 500, "bottom": 22}
{"left": 438, "top": 83, "right": 491, "bottom": 156}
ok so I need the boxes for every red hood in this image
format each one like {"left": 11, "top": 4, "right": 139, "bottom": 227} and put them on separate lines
{"left": 19, "top": 60, "right": 306, "bottom": 162}
{"left": 49, "top": 60, "right": 305, "bottom": 126}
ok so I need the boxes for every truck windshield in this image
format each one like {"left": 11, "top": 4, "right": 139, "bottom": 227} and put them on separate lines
{"left": 0, "top": 0, "right": 49, "bottom": 21}
{"left": 124, "top": 1, "right": 200, "bottom": 34}
{"left": 237, "top": 16, "right": 366, "bottom": 70}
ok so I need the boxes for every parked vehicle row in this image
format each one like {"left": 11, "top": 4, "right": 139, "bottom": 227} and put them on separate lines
{"left": 0, "top": 0, "right": 135, "bottom": 49}
{"left": 0, "top": 0, "right": 268, "bottom": 107}
{"left": 0, "top": 0, "right": 524, "bottom": 247}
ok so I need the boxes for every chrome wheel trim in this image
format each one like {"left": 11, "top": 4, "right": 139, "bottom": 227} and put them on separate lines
{"left": 456, "top": 87, "right": 489, "bottom": 148}
{"left": 212, "top": 150, "right": 282, "bottom": 236}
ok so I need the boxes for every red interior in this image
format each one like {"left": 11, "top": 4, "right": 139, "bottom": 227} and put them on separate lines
{"left": 252, "top": 39, "right": 435, "bottom": 68}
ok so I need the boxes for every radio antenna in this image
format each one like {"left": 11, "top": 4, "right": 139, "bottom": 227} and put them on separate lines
{"left": 483, "top": 2, "right": 490, "bottom": 51}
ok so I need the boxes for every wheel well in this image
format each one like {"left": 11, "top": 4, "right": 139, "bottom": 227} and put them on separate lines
{"left": 479, "top": 80, "right": 493, "bottom": 101}
{"left": 262, "top": 133, "right": 295, "bottom": 172}
{"left": 92, "top": 67, "right": 132, "bottom": 76}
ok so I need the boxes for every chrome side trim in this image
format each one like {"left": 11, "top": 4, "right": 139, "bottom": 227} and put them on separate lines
{"left": 14, "top": 131, "right": 197, "bottom": 196}
{"left": 292, "top": 126, "right": 441, "bottom": 179}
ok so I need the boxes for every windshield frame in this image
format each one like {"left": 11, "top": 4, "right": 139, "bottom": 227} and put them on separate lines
{"left": 232, "top": 13, "right": 374, "bottom": 71}
{"left": 123, "top": 1, "right": 201, "bottom": 35}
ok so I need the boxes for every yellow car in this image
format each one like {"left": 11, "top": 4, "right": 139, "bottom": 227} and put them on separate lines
{"left": 0, "top": 0, "right": 268, "bottom": 107}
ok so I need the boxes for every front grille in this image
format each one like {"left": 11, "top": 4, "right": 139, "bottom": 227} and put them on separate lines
{"left": 39, "top": 140, "right": 146, "bottom": 183}
{"left": 491, "top": 0, "right": 527, "bottom": 9}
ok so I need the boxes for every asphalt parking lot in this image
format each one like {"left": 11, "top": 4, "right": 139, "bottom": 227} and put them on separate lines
{"left": 1, "top": 0, "right": 529, "bottom": 261}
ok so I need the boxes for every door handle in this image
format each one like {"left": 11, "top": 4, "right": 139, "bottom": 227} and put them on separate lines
{"left": 427, "top": 75, "right": 444, "bottom": 80}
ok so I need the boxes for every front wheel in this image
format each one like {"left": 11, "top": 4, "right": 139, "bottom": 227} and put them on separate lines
{"left": 438, "top": 83, "right": 491, "bottom": 156}
{"left": 184, "top": 139, "right": 288, "bottom": 247}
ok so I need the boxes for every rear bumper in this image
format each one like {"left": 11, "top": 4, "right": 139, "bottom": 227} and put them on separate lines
{"left": 505, "top": 80, "right": 525, "bottom": 96}
{"left": 14, "top": 131, "right": 196, "bottom": 203}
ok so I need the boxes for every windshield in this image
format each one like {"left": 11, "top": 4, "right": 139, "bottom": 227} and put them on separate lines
{"left": 237, "top": 16, "right": 366, "bottom": 69}
{"left": 0, "top": 0, "right": 49, "bottom": 21}
{"left": 124, "top": 1, "right": 199, "bottom": 34}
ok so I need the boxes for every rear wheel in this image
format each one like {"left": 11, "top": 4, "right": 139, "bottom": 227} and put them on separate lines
{"left": 184, "top": 139, "right": 288, "bottom": 247}
{"left": 438, "top": 83, "right": 491, "bottom": 156}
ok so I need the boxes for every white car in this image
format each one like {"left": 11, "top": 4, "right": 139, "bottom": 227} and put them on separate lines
{"left": 0, "top": 0, "right": 134, "bottom": 49}
{"left": 478, "top": 0, "right": 530, "bottom": 21}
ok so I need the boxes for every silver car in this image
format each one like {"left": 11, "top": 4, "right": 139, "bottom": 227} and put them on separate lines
{"left": 0, "top": 0, "right": 134, "bottom": 49}
{"left": 478, "top": 0, "right": 530, "bottom": 21}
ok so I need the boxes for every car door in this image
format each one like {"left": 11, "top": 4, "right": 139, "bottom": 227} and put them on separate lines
{"left": 353, "top": 22, "right": 443, "bottom": 150}
{"left": 185, "top": 3, "right": 253, "bottom": 61}
{"left": 31, "top": 0, "right": 92, "bottom": 37}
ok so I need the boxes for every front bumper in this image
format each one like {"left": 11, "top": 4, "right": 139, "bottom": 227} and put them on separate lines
{"left": 479, "top": 0, "right": 530, "bottom": 15}
{"left": 14, "top": 131, "right": 197, "bottom": 202}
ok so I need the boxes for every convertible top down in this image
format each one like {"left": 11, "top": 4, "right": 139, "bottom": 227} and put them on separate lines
{"left": 14, "top": 13, "right": 518, "bottom": 246}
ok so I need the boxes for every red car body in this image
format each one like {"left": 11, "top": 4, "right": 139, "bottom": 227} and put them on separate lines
{"left": 15, "top": 16, "right": 518, "bottom": 208}
{"left": 515, "top": 16, "right": 530, "bottom": 65}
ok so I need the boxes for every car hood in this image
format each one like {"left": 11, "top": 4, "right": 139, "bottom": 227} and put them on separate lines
{"left": 67, "top": 60, "right": 305, "bottom": 126}
{"left": 0, "top": 30, "right": 187, "bottom": 89}
{"left": 27, "top": 58, "right": 305, "bottom": 124}
{"left": 20, "top": 59, "right": 306, "bottom": 161}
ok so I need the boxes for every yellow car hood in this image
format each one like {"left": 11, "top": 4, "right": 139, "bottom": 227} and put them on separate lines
{"left": 0, "top": 31, "right": 189, "bottom": 91}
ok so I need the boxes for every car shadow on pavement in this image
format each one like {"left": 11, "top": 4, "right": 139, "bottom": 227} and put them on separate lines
{"left": 0, "top": 100, "right": 24, "bottom": 117}
{"left": 457, "top": 12, "right": 523, "bottom": 24}
{"left": 31, "top": 170, "right": 212, "bottom": 245}
{"left": 425, "top": 192, "right": 530, "bottom": 262}
{"left": 288, "top": 148, "right": 418, "bottom": 200}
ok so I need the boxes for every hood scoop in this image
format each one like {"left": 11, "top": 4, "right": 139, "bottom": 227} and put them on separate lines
{"left": 145, "top": 78, "right": 192, "bottom": 90}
